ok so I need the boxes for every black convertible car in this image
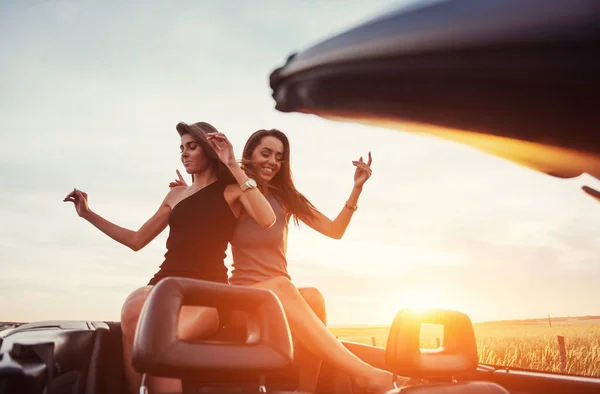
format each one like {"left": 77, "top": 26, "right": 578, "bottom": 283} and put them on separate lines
{"left": 1, "top": 1, "right": 599, "bottom": 393}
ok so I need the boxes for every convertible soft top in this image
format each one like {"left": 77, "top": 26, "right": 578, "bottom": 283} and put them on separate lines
{"left": 269, "top": 0, "right": 600, "bottom": 181}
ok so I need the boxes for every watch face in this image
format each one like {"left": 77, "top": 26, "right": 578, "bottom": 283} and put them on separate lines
{"left": 248, "top": 178, "right": 257, "bottom": 187}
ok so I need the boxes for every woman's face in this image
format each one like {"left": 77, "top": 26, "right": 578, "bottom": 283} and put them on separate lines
{"left": 180, "top": 133, "right": 209, "bottom": 174}
{"left": 250, "top": 136, "right": 284, "bottom": 182}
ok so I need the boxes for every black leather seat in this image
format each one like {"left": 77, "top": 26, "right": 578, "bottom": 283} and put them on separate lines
{"left": 183, "top": 311, "right": 299, "bottom": 393}
{"left": 0, "top": 320, "right": 128, "bottom": 394}
{"left": 133, "top": 279, "right": 304, "bottom": 394}
{"left": 382, "top": 309, "right": 511, "bottom": 394}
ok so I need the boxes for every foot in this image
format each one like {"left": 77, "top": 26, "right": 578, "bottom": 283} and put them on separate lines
{"left": 354, "top": 369, "right": 417, "bottom": 394}
{"left": 353, "top": 368, "right": 395, "bottom": 394}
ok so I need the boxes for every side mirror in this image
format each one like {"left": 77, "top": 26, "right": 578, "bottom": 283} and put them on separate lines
{"left": 385, "top": 308, "right": 478, "bottom": 379}
{"left": 132, "top": 278, "right": 293, "bottom": 381}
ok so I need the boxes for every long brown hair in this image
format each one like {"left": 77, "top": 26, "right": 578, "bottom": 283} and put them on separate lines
{"left": 176, "top": 121, "right": 236, "bottom": 184}
{"left": 241, "top": 129, "right": 317, "bottom": 225}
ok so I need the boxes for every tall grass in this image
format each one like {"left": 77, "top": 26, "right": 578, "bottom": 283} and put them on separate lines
{"left": 330, "top": 322, "right": 600, "bottom": 378}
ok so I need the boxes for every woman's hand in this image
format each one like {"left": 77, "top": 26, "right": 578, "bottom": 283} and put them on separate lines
{"left": 353, "top": 152, "right": 373, "bottom": 189}
{"left": 63, "top": 188, "right": 91, "bottom": 218}
{"left": 207, "top": 132, "right": 237, "bottom": 167}
{"left": 169, "top": 169, "right": 188, "bottom": 189}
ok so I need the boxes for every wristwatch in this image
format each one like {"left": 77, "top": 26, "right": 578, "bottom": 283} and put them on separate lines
{"left": 240, "top": 178, "right": 257, "bottom": 192}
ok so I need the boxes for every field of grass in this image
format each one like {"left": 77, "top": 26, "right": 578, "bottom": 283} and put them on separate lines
{"left": 330, "top": 319, "right": 600, "bottom": 378}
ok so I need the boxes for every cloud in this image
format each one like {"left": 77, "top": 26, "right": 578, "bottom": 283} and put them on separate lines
{"left": 1, "top": 0, "right": 600, "bottom": 326}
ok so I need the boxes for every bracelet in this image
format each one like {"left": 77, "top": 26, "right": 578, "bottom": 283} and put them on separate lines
{"left": 345, "top": 201, "right": 358, "bottom": 212}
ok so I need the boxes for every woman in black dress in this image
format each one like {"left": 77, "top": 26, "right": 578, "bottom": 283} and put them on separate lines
{"left": 63, "top": 121, "right": 275, "bottom": 393}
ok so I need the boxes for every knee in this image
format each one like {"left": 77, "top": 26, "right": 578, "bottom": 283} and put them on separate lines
{"left": 121, "top": 287, "right": 151, "bottom": 338}
{"left": 300, "top": 287, "right": 327, "bottom": 324}
{"left": 300, "top": 287, "right": 325, "bottom": 308}
{"left": 178, "top": 307, "right": 220, "bottom": 340}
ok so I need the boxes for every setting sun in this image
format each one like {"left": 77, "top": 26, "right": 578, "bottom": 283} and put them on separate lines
{"left": 387, "top": 287, "right": 458, "bottom": 316}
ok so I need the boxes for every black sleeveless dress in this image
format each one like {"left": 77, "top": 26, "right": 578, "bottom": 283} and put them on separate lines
{"left": 147, "top": 179, "right": 237, "bottom": 286}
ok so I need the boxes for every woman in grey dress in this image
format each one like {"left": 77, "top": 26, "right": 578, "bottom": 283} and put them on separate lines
{"left": 171, "top": 129, "right": 405, "bottom": 393}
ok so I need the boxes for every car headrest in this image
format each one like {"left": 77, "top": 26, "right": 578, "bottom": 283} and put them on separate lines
{"left": 132, "top": 277, "right": 293, "bottom": 381}
{"left": 385, "top": 308, "right": 478, "bottom": 379}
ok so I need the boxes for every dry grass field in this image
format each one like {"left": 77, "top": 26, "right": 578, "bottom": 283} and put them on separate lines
{"left": 330, "top": 318, "right": 600, "bottom": 378}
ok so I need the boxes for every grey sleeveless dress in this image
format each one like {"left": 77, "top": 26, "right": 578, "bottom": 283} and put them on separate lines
{"left": 229, "top": 194, "right": 291, "bottom": 285}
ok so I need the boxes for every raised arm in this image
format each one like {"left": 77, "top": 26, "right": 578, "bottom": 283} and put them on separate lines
{"left": 228, "top": 163, "right": 276, "bottom": 228}
{"left": 63, "top": 188, "right": 172, "bottom": 251}
{"left": 206, "top": 133, "right": 276, "bottom": 228}
{"left": 300, "top": 152, "right": 373, "bottom": 239}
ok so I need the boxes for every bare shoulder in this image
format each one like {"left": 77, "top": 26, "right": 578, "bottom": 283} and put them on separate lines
{"left": 163, "top": 186, "right": 187, "bottom": 208}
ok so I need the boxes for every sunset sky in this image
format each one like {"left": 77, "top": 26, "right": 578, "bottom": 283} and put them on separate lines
{"left": 2, "top": 0, "right": 599, "bottom": 326}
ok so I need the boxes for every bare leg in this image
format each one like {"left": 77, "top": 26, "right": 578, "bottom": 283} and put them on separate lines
{"left": 121, "top": 286, "right": 180, "bottom": 394}
{"left": 121, "top": 286, "right": 220, "bottom": 394}
{"left": 177, "top": 305, "right": 220, "bottom": 340}
{"left": 296, "top": 287, "right": 326, "bottom": 393}
{"left": 250, "top": 277, "right": 394, "bottom": 394}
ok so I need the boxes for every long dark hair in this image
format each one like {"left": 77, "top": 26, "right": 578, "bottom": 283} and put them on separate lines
{"left": 176, "top": 121, "right": 236, "bottom": 184}
{"left": 241, "top": 129, "right": 317, "bottom": 225}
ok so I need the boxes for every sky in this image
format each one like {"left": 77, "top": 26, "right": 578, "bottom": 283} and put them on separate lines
{"left": 1, "top": 0, "right": 599, "bottom": 327}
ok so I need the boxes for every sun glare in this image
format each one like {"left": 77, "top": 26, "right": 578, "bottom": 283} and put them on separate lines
{"left": 388, "top": 287, "right": 452, "bottom": 316}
